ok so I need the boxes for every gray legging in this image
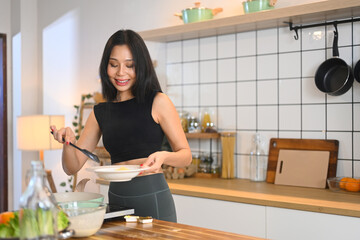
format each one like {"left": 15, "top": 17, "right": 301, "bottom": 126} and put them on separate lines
{"left": 108, "top": 173, "right": 177, "bottom": 222}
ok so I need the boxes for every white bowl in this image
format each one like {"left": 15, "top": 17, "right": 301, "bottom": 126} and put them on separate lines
{"left": 58, "top": 201, "right": 106, "bottom": 237}
{"left": 88, "top": 165, "right": 149, "bottom": 182}
{"left": 53, "top": 192, "right": 104, "bottom": 203}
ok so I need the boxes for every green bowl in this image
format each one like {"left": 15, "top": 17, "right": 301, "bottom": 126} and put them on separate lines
{"left": 243, "top": 0, "right": 274, "bottom": 14}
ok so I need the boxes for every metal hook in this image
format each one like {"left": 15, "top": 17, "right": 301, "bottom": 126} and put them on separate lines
{"left": 333, "top": 21, "right": 338, "bottom": 36}
{"left": 286, "top": 22, "right": 299, "bottom": 40}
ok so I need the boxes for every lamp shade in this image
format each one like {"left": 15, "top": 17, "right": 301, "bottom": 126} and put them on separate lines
{"left": 17, "top": 115, "right": 65, "bottom": 150}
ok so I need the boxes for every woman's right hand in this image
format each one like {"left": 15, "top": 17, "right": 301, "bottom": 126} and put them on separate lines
{"left": 50, "top": 125, "right": 76, "bottom": 145}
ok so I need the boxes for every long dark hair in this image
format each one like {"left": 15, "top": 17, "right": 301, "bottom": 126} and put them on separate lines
{"left": 99, "top": 29, "right": 161, "bottom": 102}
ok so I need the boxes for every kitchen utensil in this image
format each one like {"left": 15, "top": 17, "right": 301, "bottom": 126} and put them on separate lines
{"left": 175, "top": 2, "right": 223, "bottom": 24}
{"left": 87, "top": 165, "right": 149, "bottom": 182}
{"left": 242, "top": 0, "right": 275, "bottom": 14}
{"left": 354, "top": 59, "right": 360, "bottom": 83}
{"left": 315, "top": 25, "right": 354, "bottom": 96}
{"left": 274, "top": 149, "right": 330, "bottom": 188}
{"left": 58, "top": 201, "right": 106, "bottom": 237}
{"left": 266, "top": 138, "right": 339, "bottom": 184}
{"left": 50, "top": 131, "right": 100, "bottom": 163}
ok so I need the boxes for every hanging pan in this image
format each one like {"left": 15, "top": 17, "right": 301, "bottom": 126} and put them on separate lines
{"left": 354, "top": 59, "right": 360, "bottom": 83}
{"left": 315, "top": 24, "right": 354, "bottom": 96}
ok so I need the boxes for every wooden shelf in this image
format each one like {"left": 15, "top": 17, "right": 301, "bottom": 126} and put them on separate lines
{"left": 185, "top": 132, "right": 220, "bottom": 139}
{"left": 139, "top": 0, "right": 360, "bottom": 42}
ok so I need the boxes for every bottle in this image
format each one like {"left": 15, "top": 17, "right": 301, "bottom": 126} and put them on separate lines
{"left": 249, "top": 133, "right": 268, "bottom": 181}
{"left": 19, "top": 161, "right": 58, "bottom": 240}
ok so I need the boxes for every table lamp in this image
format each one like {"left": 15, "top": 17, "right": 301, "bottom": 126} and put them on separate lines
{"left": 17, "top": 115, "right": 65, "bottom": 193}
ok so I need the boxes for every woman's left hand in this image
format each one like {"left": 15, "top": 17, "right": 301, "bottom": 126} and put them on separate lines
{"left": 141, "top": 151, "right": 169, "bottom": 174}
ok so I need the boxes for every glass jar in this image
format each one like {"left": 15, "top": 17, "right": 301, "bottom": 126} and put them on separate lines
{"left": 188, "top": 116, "right": 201, "bottom": 133}
{"left": 19, "top": 161, "right": 58, "bottom": 240}
{"left": 192, "top": 154, "right": 200, "bottom": 172}
{"left": 249, "top": 133, "right": 268, "bottom": 181}
{"left": 179, "top": 111, "right": 189, "bottom": 133}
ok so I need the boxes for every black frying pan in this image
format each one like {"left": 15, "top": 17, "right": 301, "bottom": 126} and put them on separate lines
{"left": 354, "top": 59, "right": 360, "bottom": 83}
{"left": 315, "top": 25, "right": 354, "bottom": 96}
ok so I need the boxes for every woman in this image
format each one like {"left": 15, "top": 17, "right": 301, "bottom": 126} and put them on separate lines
{"left": 51, "top": 29, "right": 192, "bottom": 222}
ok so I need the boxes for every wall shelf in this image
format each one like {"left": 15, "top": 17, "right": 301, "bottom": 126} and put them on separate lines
{"left": 185, "top": 133, "right": 220, "bottom": 139}
{"left": 139, "top": 0, "right": 360, "bottom": 42}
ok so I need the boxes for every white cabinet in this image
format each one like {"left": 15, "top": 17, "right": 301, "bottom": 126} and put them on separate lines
{"left": 266, "top": 207, "right": 360, "bottom": 240}
{"left": 173, "top": 194, "right": 266, "bottom": 238}
{"left": 173, "top": 195, "right": 360, "bottom": 240}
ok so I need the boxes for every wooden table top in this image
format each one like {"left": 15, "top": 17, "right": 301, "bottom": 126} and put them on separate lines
{"left": 74, "top": 219, "right": 263, "bottom": 240}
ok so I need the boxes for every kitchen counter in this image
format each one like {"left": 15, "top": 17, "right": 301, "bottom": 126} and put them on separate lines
{"left": 75, "top": 218, "right": 263, "bottom": 239}
{"left": 97, "top": 177, "right": 360, "bottom": 218}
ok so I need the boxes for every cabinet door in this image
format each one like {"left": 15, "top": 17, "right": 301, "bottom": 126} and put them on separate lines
{"left": 266, "top": 206, "right": 360, "bottom": 240}
{"left": 173, "top": 194, "right": 266, "bottom": 238}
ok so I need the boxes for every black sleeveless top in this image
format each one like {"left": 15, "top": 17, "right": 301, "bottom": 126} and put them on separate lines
{"left": 94, "top": 91, "right": 164, "bottom": 164}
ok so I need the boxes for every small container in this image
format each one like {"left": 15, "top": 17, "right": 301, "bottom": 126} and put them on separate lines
{"left": 188, "top": 116, "right": 201, "bottom": 133}
{"left": 192, "top": 154, "right": 201, "bottom": 172}
{"left": 249, "top": 133, "right": 268, "bottom": 181}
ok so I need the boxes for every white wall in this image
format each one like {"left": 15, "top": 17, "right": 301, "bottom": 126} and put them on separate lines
{"left": 4, "top": 0, "right": 326, "bottom": 209}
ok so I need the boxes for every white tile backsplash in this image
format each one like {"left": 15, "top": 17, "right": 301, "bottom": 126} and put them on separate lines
{"left": 218, "top": 34, "right": 236, "bottom": 59}
{"left": 200, "top": 36, "right": 217, "bottom": 60}
{"left": 218, "top": 82, "right": 236, "bottom": 106}
{"left": 257, "top": 80, "right": 277, "bottom": 105}
{"left": 218, "top": 58, "right": 236, "bottom": 82}
{"left": 183, "top": 39, "right": 199, "bottom": 62}
{"left": 257, "top": 28, "right": 278, "bottom": 54}
{"left": 200, "top": 60, "right": 217, "bottom": 83}
{"left": 237, "top": 31, "right": 256, "bottom": 57}
{"left": 279, "top": 105, "right": 301, "bottom": 130}
{"left": 165, "top": 20, "right": 360, "bottom": 179}
{"left": 257, "top": 54, "right": 278, "bottom": 80}
{"left": 183, "top": 62, "right": 199, "bottom": 84}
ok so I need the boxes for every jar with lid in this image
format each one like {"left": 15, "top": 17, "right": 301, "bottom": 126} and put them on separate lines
{"left": 192, "top": 154, "right": 200, "bottom": 172}
{"left": 188, "top": 116, "right": 201, "bottom": 133}
{"left": 19, "top": 161, "right": 58, "bottom": 240}
{"left": 249, "top": 133, "right": 268, "bottom": 181}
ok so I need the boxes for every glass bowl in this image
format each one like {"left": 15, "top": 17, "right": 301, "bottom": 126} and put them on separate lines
{"left": 327, "top": 177, "right": 360, "bottom": 194}
{"left": 58, "top": 201, "right": 106, "bottom": 237}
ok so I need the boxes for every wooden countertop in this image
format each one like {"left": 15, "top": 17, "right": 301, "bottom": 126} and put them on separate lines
{"left": 97, "top": 177, "right": 360, "bottom": 218}
{"left": 75, "top": 219, "right": 263, "bottom": 239}
{"left": 166, "top": 178, "right": 360, "bottom": 218}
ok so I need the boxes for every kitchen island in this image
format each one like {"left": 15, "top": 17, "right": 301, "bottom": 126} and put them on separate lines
{"left": 75, "top": 218, "right": 263, "bottom": 239}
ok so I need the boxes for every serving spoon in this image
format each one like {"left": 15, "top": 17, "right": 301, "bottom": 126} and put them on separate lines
{"left": 51, "top": 131, "right": 100, "bottom": 163}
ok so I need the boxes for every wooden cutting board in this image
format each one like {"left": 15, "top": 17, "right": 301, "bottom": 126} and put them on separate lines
{"left": 274, "top": 149, "right": 330, "bottom": 188}
{"left": 266, "top": 138, "right": 339, "bottom": 185}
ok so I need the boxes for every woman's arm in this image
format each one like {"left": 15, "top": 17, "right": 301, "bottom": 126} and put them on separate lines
{"left": 142, "top": 92, "right": 192, "bottom": 172}
{"left": 51, "top": 110, "right": 102, "bottom": 175}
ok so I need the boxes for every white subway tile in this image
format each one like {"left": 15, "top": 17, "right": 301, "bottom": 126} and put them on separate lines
{"left": 302, "top": 104, "right": 325, "bottom": 131}
{"left": 354, "top": 21, "right": 360, "bottom": 45}
{"left": 237, "top": 31, "right": 256, "bottom": 56}
{"left": 301, "top": 26, "right": 325, "bottom": 51}
{"left": 237, "top": 106, "right": 256, "bottom": 130}
{"left": 302, "top": 77, "right": 326, "bottom": 104}
{"left": 336, "top": 160, "right": 352, "bottom": 177}
{"left": 200, "top": 84, "right": 217, "bottom": 106}
{"left": 257, "top": 105, "right": 278, "bottom": 130}
{"left": 327, "top": 104, "right": 352, "bottom": 131}
{"left": 237, "top": 154, "right": 250, "bottom": 179}
{"left": 218, "top": 34, "right": 236, "bottom": 58}
{"left": 354, "top": 103, "right": 360, "bottom": 131}
{"left": 218, "top": 82, "right": 236, "bottom": 106}
{"left": 183, "top": 62, "right": 199, "bottom": 84}
{"left": 258, "top": 80, "right": 278, "bottom": 105}
{"left": 237, "top": 81, "right": 256, "bottom": 105}
{"left": 200, "top": 36, "right": 217, "bottom": 60}
{"left": 353, "top": 132, "right": 360, "bottom": 160}
{"left": 183, "top": 39, "right": 199, "bottom": 62}
{"left": 278, "top": 131, "right": 301, "bottom": 138}
{"left": 166, "top": 41, "right": 182, "bottom": 63}
{"left": 279, "top": 52, "right": 301, "bottom": 78}
{"left": 279, "top": 78, "right": 301, "bottom": 104}
{"left": 302, "top": 50, "right": 325, "bottom": 78}
{"left": 257, "top": 55, "right": 277, "bottom": 80}
{"left": 218, "top": 106, "right": 236, "bottom": 130}
{"left": 279, "top": 105, "right": 301, "bottom": 130}
{"left": 302, "top": 132, "right": 326, "bottom": 139}
{"left": 218, "top": 58, "right": 236, "bottom": 82}
{"left": 183, "top": 84, "right": 199, "bottom": 107}
{"left": 237, "top": 56, "right": 256, "bottom": 81}
{"left": 166, "top": 63, "right": 182, "bottom": 85}
{"left": 200, "top": 60, "right": 217, "bottom": 83}
{"left": 327, "top": 132, "right": 352, "bottom": 160}
{"left": 326, "top": 23, "right": 352, "bottom": 48}
{"left": 257, "top": 28, "right": 277, "bottom": 54}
